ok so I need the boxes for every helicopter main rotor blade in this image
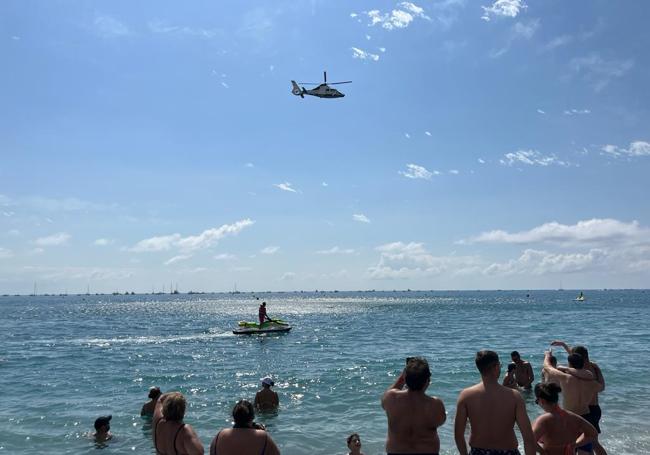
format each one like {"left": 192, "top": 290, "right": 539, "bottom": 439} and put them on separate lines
{"left": 328, "top": 81, "right": 352, "bottom": 85}
{"left": 297, "top": 82, "right": 321, "bottom": 85}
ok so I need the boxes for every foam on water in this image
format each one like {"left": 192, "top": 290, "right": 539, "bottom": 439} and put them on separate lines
{"left": 1, "top": 291, "right": 649, "bottom": 454}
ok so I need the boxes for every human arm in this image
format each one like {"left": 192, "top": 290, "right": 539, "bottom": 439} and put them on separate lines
{"left": 454, "top": 393, "right": 469, "bottom": 455}
{"left": 254, "top": 392, "right": 260, "bottom": 409}
{"left": 273, "top": 391, "right": 279, "bottom": 407}
{"left": 592, "top": 362, "right": 605, "bottom": 391}
{"left": 573, "top": 414, "right": 598, "bottom": 448}
{"left": 514, "top": 394, "right": 536, "bottom": 455}
{"left": 550, "top": 340, "right": 571, "bottom": 354}
{"left": 265, "top": 434, "right": 281, "bottom": 455}
{"left": 532, "top": 416, "right": 549, "bottom": 454}
{"left": 543, "top": 352, "right": 569, "bottom": 384}
{"left": 558, "top": 367, "right": 594, "bottom": 380}
{"left": 526, "top": 362, "right": 535, "bottom": 385}
{"left": 181, "top": 424, "right": 205, "bottom": 455}
{"left": 434, "top": 397, "right": 447, "bottom": 428}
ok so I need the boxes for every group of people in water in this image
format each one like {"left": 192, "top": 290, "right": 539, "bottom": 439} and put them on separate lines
{"left": 92, "top": 339, "right": 605, "bottom": 455}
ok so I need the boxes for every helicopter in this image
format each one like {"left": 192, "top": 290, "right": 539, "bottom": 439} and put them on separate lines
{"left": 291, "top": 71, "right": 352, "bottom": 99}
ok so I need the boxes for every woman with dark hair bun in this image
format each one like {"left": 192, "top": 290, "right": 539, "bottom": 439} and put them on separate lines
{"left": 209, "top": 400, "right": 280, "bottom": 455}
{"left": 533, "top": 383, "right": 598, "bottom": 455}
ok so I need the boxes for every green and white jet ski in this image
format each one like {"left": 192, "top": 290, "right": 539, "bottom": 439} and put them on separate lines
{"left": 233, "top": 319, "right": 292, "bottom": 335}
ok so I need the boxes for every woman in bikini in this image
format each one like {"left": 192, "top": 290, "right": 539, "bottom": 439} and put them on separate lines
{"left": 210, "top": 400, "right": 280, "bottom": 455}
{"left": 152, "top": 392, "right": 204, "bottom": 455}
{"left": 532, "top": 383, "right": 597, "bottom": 455}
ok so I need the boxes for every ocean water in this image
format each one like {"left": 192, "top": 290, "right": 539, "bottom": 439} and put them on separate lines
{"left": 1, "top": 290, "right": 649, "bottom": 454}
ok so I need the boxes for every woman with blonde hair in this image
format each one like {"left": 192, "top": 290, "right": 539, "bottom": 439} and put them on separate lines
{"left": 153, "top": 392, "right": 204, "bottom": 455}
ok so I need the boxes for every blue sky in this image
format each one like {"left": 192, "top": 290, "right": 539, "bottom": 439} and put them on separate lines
{"left": 1, "top": 0, "right": 649, "bottom": 293}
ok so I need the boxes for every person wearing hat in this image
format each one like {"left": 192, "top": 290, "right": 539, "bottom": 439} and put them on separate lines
{"left": 141, "top": 386, "right": 162, "bottom": 417}
{"left": 254, "top": 377, "right": 279, "bottom": 411}
{"left": 93, "top": 415, "right": 112, "bottom": 442}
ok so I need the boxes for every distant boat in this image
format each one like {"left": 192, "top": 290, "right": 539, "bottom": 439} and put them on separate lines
{"left": 574, "top": 291, "right": 586, "bottom": 302}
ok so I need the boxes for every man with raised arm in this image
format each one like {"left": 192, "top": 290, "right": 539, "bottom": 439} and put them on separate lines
{"left": 382, "top": 357, "right": 446, "bottom": 454}
{"left": 454, "top": 350, "right": 536, "bottom": 455}
{"left": 551, "top": 341, "right": 607, "bottom": 455}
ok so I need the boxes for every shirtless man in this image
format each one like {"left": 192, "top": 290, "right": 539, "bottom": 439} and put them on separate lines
{"left": 551, "top": 341, "right": 607, "bottom": 455}
{"left": 93, "top": 415, "right": 112, "bottom": 443}
{"left": 254, "top": 377, "right": 279, "bottom": 411}
{"left": 382, "top": 357, "right": 446, "bottom": 454}
{"left": 454, "top": 350, "right": 535, "bottom": 455}
{"left": 510, "top": 351, "right": 534, "bottom": 389}
{"left": 141, "top": 386, "right": 162, "bottom": 417}
{"left": 542, "top": 351, "right": 603, "bottom": 454}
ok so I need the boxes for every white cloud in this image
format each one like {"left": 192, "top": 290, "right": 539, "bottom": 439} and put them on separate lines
{"left": 11, "top": 36, "right": 20, "bottom": 41}
{"left": 164, "top": 254, "right": 192, "bottom": 266}
{"left": 481, "top": 0, "right": 527, "bottom": 21}
{"left": 351, "top": 47, "right": 380, "bottom": 61}
{"left": 489, "top": 19, "right": 539, "bottom": 58}
{"left": 484, "top": 248, "right": 607, "bottom": 275}
{"left": 570, "top": 53, "right": 634, "bottom": 92}
{"left": 537, "top": 109, "right": 546, "bottom": 114}
{"left": 280, "top": 272, "right": 296, "bottom": 281}
{"left": 316, "top": 246, "right": 356, "bottom": 255}
{"left": 353, "top": 214, "right": 371, "bottom": 224}
{"left": 379, "top": 47, "right": 386, "bottom": 53}
{"left": 478, "top": 158, "right": 486, "bottom": 164}
{"left": 94, "top": 15, "right": 129, "bottom": 38}
{"left": 364, "top": 2, "right": 430, "bottom": 31}
{"left": 425, "top": 131, "right": 432, "bottom": 136}
{"left": 463, "top": 218, "right": 650, "bottom": 247}
{"left": 449, "top": 169, "right": 460, "bottom": 175}
{"left": 564, "top": 109, "right": 591, "bottom": 115}
{"left": 0, "top": 247, "right": 13, "bottom": 259}
{"left": 35, "top": 232, "right": 70, "bottom": 246}
{"left": 131, "top": 219, "right": 254, "bottom": 252}
{"left": 368, "top": 241, "right": 481, "bottom": 279}
{"left": 321, "top": 182, "right": 328, "bottom": 187}
{"left": 93, "top": 238, "right": 113, "bottom": 246}
{"left": 274, "top": 182, "right": 298, "bottom": 193}
{"left": 214, "top": 253, "right": 236, "bottom": 260}
{"left": 541, "top": 34, "right": 573, "bottom": 52}
{"left": 28, "top": 248, "right": 44, "bottom": 255}
{"left": 260, "top": 246, "right": 280, "bottom": 255}
{"left": 244, "top": 162, "right": 254, "bottom": 168}
{"left": 500, "top": 149, "right": 570, "bottom": 167}
{"left": 405, "top": 133, "right": 411, "bottom": 139}
{"left": 0, "top": 195, "right": 13, "bottom": 206}
{"left": 399, "top": 163, "right": 434, "bottom": 180}
{"left": 601, "top": 141, "right": 650, "bottom": 158}
{"left": 148, "top": 20, "right": 220, "bottom": 39}
{"left": 221, "top": 81, "right": 229, "bottom": 89}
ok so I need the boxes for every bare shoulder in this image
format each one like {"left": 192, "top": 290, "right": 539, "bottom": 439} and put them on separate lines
{"left": 458, "top": 384, "right": 480, "bottom": 401}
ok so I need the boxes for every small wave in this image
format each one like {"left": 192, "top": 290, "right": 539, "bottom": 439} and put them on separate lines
{"left": 66, "top": 330, "right": 234, "bottom": 346}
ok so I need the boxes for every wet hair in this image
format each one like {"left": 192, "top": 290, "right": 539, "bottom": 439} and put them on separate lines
{"left": 347, "top": 432, "right": 360, "bottom": 446}
{"left": 510, "top": 351, "right": 520, "bottom": 359}
{"left": 549, "top": 354, "right": 557, "bottom": 367}
{"left": 567, "top": 353, "right": 585, "bottom": 369}
{"left": 148, "top": 387, "right": 161, "bottom": 399}
{"left": 507, "top": 363, "right": 516, "bottom": 372}
{"left": 572, "top": 345, "right": 589, "bottom": 361}
{"left": 232, "top": 400, "right": 255, "bottom": 427}
{"left": 475, "top": 350, "right": 499, "bottom": 374}
{"left": 405, "top": 357, "right": 431, "bottom": 391}
{"left": 162, "top": 392, "right": 186, "bottom": 422}
{"left": 535, "top": 382, "right": 562, "bottom": 404}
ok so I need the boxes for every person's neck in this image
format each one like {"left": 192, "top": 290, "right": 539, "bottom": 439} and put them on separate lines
{"left": 481, "top": 375, "right": 499, "bottom": 385}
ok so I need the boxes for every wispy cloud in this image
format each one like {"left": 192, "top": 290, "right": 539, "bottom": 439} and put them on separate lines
{"left": 351, "top": 47, "right": 379, "bottom": 61}
{"left": 93, "top": 238, "right": 113, "bottom": 246}
{"left": 363, "top": 2, "right": 430, "bottom": 30}
{"left": 260, "top": 246, "right": 280, "bottom": 255}
{"left": 500, "top": 149, "right": 570, "bottom": 167}
{"left": 368, "top": 241, "right": 480, "bottom": 279}
{"left": 131, "top": 219, "right": 254, "bottom": 252}
{"left": 563, "top": 109, "right": 591, "bottom": 115}
{"left": 280, "top": 271, "right": 296, "bottom": 281}
{"left": 273, "top": 182, "right": 299, "bottom": 193}
{"left": 481, "top": 0, "right": 527, "bottom": 21}
{"left": 570, "top": 53, "right": 634, "bottom": 92}
{"left": 35, "top": 232, "right": 71, "bottom": 246}
{"left": 462, "top": 218, "right": 650, "bottom": 247}
{"left": 316, "top": 246, "right": 356, "bottom": 255}
{"left": 541, "top": 34, "right": 573, "bottom": 52}
{"left": 490, "top": 19, "right": 539, "bottom": 58}
{"left": 449, "top": 169, "right": 460, "bottom": 175}
{"left": 164, "top": 254, "right": 192, "bottom": 266}
{"left": 214, "top": 253, "right": 236, "bottom": 260}
{"left": 602, "top": 141, "right": 650, "bottom": 158}
{"left": 399, "top": 163, "right": 436, "bottom": 180}
{"left": 478, "top": 158, "right": 486, "bottom": 164}
{"left": 484, "top": 248, "right": 606, "bottom": 275}
{"left": 536, "top": 109, "right": 546, "bottom": 114}
{"left": 244, "top": 162, "right": 254, "bottom": 168}
{"left": 148, "top": 19, "right": 221, "bottom": 39}
{"left": 94, "top": 15, "right": 130, "bottom": 38}
{"left": 353, "top": 214, "right": 371, "bottom": 224}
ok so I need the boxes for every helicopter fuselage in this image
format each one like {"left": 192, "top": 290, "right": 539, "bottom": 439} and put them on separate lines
{"left": 304, "top": 84, "right": 345, "bottom": 98}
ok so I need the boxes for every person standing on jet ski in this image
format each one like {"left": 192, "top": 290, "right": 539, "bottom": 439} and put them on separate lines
{"left": 258, "top": 302, "right": 272, "bottom": 328}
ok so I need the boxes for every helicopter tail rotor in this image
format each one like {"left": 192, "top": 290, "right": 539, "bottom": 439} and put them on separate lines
{"left": 291, "top": 80, "right": 304, "bottom": 97}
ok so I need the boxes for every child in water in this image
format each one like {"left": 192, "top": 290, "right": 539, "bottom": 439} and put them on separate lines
{"left": 502, "top": 363, "right": 518, "bottom": 389}
{"left": 347, "top": 433, "right": 365, "bottom": 455}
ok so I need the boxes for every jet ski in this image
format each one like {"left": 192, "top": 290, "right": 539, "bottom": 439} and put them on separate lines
{"left": 233, "top": 319, "right": 292, "bottom": 335}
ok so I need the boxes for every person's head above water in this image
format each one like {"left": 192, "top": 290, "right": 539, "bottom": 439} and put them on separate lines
{"left": 148, "top": 386, "right": 161, "bottom": 400}
{"left": 94, "top": 415, "right": 112, "bottom": 432}
{"left": 572, "top": 345, "right": 589, "bottom": 362}
{"left": 261, "top": 377, "right": 274, "bottom": 388}
{"left": 162, "top": 392, "right": 186, "bottom": 422}
{"left": 567, "top": 353, "right": 585, "bottom": 369}
{"left": 476, "top": 350, "right": 500, "bottom": 377}
{"left": 405, "top": 357, "right": 431, "bottom": 391}
{"left": 232, "top": 400, "right": 255, "bottom": 427}
{"left": 347, "top": 432, "right": 362, "bottom": 450}
{"left": 507, "top": 363, "right": 516, "bottom": 373}
{"left": 510, "top": 351, "right": 521, "bottom": 363}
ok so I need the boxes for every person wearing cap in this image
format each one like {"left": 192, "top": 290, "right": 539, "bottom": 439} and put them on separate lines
{"left": 93, "top": 415, "right": 112, "bottom": 442}
{"left": 142, "top": 386, "right": 162, "bottom": 417}
{"left": 254, "top": 377, "right": 279, "bottom": 411}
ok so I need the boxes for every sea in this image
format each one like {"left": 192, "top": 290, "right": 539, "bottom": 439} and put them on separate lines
{"left": 1, "top": 290, "right": 649, "bottom": 454}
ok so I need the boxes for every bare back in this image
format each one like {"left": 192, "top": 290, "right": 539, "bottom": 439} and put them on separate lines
{"left": 460, "top": 383, "right": 521, "bottom": 450}
{"left": 154, "top": 420, "right": 203, "bottom": 455}
{"left": 533, "top": 410, "right": 596, "bottom": 455}
{"left": 383, "top": 390, "right": 446, "bottom": 453}
{"left": 210, "top": 428, "right": 280, "bottom": 455}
